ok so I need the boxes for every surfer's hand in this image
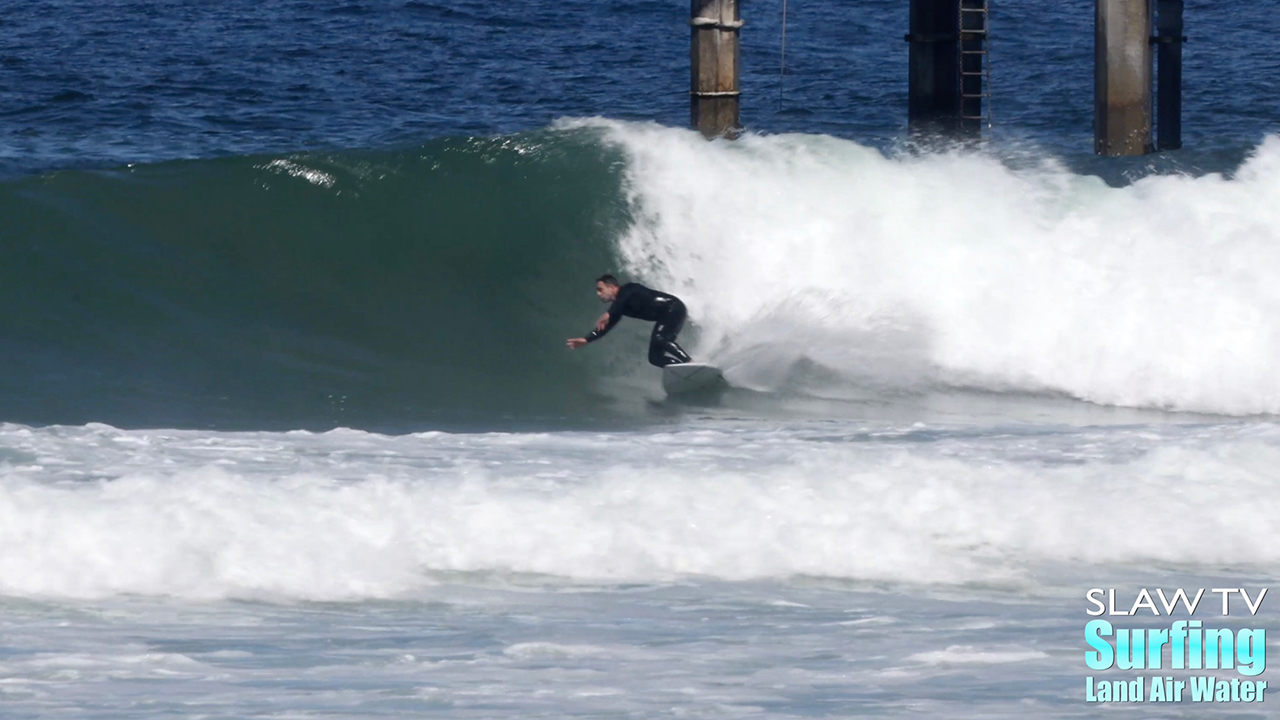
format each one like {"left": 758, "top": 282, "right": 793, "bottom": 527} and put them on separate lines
{"left": 595, "top": 313, "right": 610, "bottom": 331}
{"left": 566, "top": 338, "right": 588, "bottom": 349}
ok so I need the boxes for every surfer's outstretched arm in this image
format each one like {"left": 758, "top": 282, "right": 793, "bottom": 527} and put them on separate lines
{"left": 585, "top": 309, "right": 622, "bottom": 341}
{"left": 565, "top": 312, "right": 620, "bottom": 349}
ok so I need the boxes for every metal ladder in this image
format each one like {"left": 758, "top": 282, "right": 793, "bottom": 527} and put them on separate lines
{"left": 959, "top": 0, "right": 992, "bottom": 137}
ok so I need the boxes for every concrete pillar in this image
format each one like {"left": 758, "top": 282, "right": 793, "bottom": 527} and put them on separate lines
{"left": 1095, "top": 0, "right": 1153, "bottom": 156}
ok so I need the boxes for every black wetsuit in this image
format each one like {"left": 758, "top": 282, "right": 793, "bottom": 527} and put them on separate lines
{"left": 585, "top": 283, "right": 692, "bottom": 367}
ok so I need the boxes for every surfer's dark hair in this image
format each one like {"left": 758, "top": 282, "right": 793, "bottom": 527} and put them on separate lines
{"left": 596, "top": 274, "right": 619, "bottom": 286}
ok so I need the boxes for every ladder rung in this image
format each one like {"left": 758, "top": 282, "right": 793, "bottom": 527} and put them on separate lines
{"left": 959, "top": 2, "right": 992, "bottom": 140}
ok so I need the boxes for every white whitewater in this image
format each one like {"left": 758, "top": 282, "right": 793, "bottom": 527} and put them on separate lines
{"left": 584, "top": 120, "right": 1280, "bottom": 415}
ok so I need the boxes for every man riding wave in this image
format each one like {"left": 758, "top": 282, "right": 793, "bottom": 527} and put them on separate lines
{"left": 566, "top": 274, "right": 692, "bottom": 367}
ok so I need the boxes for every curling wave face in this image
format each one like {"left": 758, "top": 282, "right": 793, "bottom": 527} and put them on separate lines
{"left": 0, "top": 131, "right": 634, "bottom": 429}
{"left": 3, "top": 120, "right": 1280, "bottom": 428}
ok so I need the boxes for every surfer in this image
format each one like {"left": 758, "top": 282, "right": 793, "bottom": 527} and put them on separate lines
{"left": 566, "top": 275, "right": 692, "bottom": 367}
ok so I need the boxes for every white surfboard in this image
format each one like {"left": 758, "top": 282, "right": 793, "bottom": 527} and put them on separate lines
{"left": 662, "top": 363, "right": 725, "bottom": 395}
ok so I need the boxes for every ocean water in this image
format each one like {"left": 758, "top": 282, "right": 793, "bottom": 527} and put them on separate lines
{"left": 2, "top": 1, "right": 1280, "bottom": 717}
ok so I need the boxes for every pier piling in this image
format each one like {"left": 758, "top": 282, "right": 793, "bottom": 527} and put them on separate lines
{"left": 906, "top": 0, "right": 962, "bottom": 136}
{"left": 1155, "top": 0, "right": 1185, "bottom": 150}
{"left": 1095, "top": 0, "right": 1153, "bottom": 156}
{"left": 690, "top": 0, "right": 741, "bottom": 139}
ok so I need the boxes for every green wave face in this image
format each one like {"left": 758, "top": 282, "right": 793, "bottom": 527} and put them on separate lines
{"left": 0, "top": 130, "right": 637, "bottom": 430}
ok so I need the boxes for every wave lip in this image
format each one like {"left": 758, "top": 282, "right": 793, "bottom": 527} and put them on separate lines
{"left": 592, "top": 120, "right": 1280, "bottom": 416}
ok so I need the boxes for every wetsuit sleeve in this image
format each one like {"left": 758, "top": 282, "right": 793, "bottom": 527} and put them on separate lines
{"left": 585, "top": 289, "right": 627, "bottom": 342}
{"left": 584, "top": 302, "right": 623, "bottom": 342}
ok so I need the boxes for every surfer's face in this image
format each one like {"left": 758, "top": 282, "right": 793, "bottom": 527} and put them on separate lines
{"left": 596, "top": 282, "right": 618, "bottom": 302}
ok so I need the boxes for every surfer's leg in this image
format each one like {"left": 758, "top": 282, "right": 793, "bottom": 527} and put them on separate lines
{"left": 648, "top": 330, "right": 688, "bottom": 367}
{"left": 648, "top": 303, "right": 691, "bottom": 367}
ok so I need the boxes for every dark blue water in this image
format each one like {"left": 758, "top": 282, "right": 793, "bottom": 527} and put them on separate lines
{"left": 3, "top": 0, "right": 1277, "bottom": 178}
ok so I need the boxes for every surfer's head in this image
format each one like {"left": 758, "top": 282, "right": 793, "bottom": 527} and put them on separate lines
{"left": 595, "top": 274, "right": 620, "bottom": 302}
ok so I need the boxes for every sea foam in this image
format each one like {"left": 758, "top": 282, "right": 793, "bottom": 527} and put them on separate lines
{"left": 1, "top": 423, "right": 1278, "bottom": 600}
{"left": 589, "top": 121, "right": 1280, "bottom": 415}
